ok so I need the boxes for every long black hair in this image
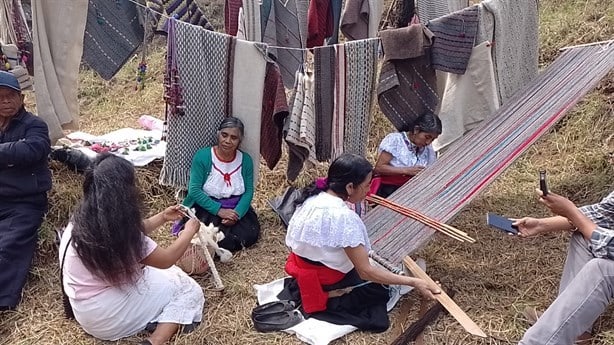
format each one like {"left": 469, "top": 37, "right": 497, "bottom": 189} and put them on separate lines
{"left": 401, "top": 112, "right": 442, "bottom": 134}
{"left": 296, "top": 153, "right": 373, "bottom": 204}
{"left": 71, "top": 153, "right": 146, "bottom": 286}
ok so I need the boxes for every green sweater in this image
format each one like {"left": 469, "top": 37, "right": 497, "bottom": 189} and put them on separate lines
{"left": 182, "top": 147, "right": 254, "bottom": 218}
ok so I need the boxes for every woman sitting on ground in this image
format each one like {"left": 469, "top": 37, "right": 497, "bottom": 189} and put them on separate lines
{"left": 59, "top": 154, "right": 204, "bottom": 345}
{"left": 279, "top": 153, "right": 440, "bottom": 331}
{"left": 182, "top": 117, "right": 260, "bottom": 251}
{"left": 373, "top": 112, "right": 442, "bottom": 197}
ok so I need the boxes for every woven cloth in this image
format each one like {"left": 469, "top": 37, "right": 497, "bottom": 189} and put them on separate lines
{"left": 326, "top": 0, "right": 343, "bottom": 44}
{"left": 481, "top": 0, "right": 539, "bottom": 104}
{"left": 146, "top": 0, "right": 214, "bottom": 32}
{"left": 32, "top": 0, "right": 87, "bottom": 143}
{"left": 426, "top": 5, "right": 479, "bottom": 74}
{"left": 284, "top": 71, "right": 311, "bottom": 181}
{"left": 432, "top": 41, "right": 499, "bottom": 152}
{"left": 160, "top": 20, "right": 233, "bottom": 189}
{"left": 416, "top": 0, "right": 450, "bottom": 23}
{"left": 343, "top": 38, "right": 379, "bottom": 157}
{"left": 339, "top": 0, "right": 368, "bottom": 40}
{"left": 307, "top": 0, "right": 333, "bottom": 48}
{"left": 231, "top": 39, "right": 267, "bottom": 185}
{"left": 82, "top": 0, "right": 144, "bottom": 81}
{"left": 0, "top": 0, "right": 31, "bottom": 51}
{"left": 314, "top": 45, "right": 336, "bottom": 161}
{"left": 240, "top": 0, "right": 261, "bottom": 42}
{"left": 263, "top": 0, "right": 308, "bottom": 88}
{"left": 331, "top": 43, "right": 345, "bottom": 159}
{"left": 224, "top": 0, "right": 242, "bottom": 35}
{"left": 260, "top": 62, "right": 289, "bottom": 169}
{"left": 377, "top": 24, "right": 438, "bottom": 132}
{"left": 366, "top": 43, "right": 614, "bottom": 265}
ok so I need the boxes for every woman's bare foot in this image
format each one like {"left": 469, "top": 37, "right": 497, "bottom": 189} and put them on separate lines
{"left": 575, "top": 332, "right": 592, "bottom": 345}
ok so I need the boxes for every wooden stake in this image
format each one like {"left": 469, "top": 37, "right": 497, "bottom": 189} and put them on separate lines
{"left": 197, "top": 226, "right": 225, "bottom": 291}
{"left": 403, "top": 256, "right": 487, "bottom": 338}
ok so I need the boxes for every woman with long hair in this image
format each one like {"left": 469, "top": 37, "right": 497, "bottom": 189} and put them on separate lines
{"left": 372, "top": 112, "right": 442, "bottom": 197}
{"left": 59, "top": 153, "right": 204, "bottom": 345}
{"left": 180, "top": 117, "right": 261, "bottom": 251}
{"left": 278, "top": 153, "right": 440, "bottom": 331}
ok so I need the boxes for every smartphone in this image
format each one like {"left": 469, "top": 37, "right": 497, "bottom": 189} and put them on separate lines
{"left": 540, "top": 170, "right": 548, "bottom": 196}
{"left": 486, "top": 213, "right": 518, "bottom": 235}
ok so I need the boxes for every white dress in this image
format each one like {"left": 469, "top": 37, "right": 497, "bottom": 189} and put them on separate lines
{"left": 286, "top": 192, "right": 370, "bottom": 273}
{"left": 59, "top": 225, "right": 205, "bottom": 341}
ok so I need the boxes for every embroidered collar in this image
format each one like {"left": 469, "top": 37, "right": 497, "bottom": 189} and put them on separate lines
{"left": 402, "top": 132, "right": 424, "bottom": 155}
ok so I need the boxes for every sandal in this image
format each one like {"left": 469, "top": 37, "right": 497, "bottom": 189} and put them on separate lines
{"left": 522, "top": 306, "right": 543, "bottom": 326}
{"left": 138, "top": 340, "right": 153, "bottom": 345}
{"left": 252, "top": 310, "right": 303, "bottom": 333}
{"left": 251, "top": 300, "right": 297, "bottom": 317}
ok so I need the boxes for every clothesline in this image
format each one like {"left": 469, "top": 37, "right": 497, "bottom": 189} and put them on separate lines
{"left": 124, "top": 0, "right": 380, "bottom": 52}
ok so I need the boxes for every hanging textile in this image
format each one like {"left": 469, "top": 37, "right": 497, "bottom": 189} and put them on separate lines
{"left": 426, "top": 4, "right": 479, "bottom": 75}
{"left": 82, "top": 0, "right": 144, "bottom": 81}
{"left": 432, "top": 41, "right": 499, "bottom": 152}
{"left": 285, "top": 71, "right": 316, "bottom": 181}
{"left": 365, "top": 43, "right": 614, "bottom": 265}
{"left": 331, "top": 43, "right": 346, "bottom": 159}
{"left": 340, "top": 0, "right": 383, "bottom": 40}
{"left": 260, "top": 62, "right": 289, "bottom": 170}
{"left": 262, "top": 0, "right": 308, "bottom": 88}
{"left": 0, "top": 0, "right": 31, "bottom": 60}
{"left": 377, "top": 24, "right": 438, "bottom": 132}
{"left": 326, "top": 0, "right": 343, "bottom": 45}
{"left": 146, "top": 0, "right": 214, "bottom": 33}
{"left": 238, "top": 0, "right": 261, "bottom": 42}
{"left": 231, "top": 39, "right": 267, "bottom": 184}
{"left": 225, "top": 0, "right": 243, "bottom": 35}
{"left": 390, "top": 0, "right": 416, "bottom": 28}
{"left": 160, "top": 19, "right": 234, "bottom": 188}
{"left": 32, "top": 0, "right": 87, "bottom": 143}
{"left": 343, "top": 38, "right": 379, "bottom": 157}
{"left": 475, "top": 3, "right": 494, "bottom": 46}
{"left": 416, "top": 0, "right": 467, "bottom": 23}
{"left": 481, "top": 0, "right": 539, "bottom": 104}
{"left": 307, "top": 0, "right": 333, "bottom": 48}
{"left": 313, "top": 45, "right": 336, "bottom": 161}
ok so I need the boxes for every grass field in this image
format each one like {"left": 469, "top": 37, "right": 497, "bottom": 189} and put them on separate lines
{"left": 0, "top": 0, "right": 613, "bottom": 344}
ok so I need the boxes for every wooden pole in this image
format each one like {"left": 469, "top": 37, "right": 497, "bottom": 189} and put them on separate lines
{"left": 403, "top": 256, "right": 487, "bottom": 338}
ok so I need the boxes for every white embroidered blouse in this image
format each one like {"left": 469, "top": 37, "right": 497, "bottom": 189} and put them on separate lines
{"left": 378, "top": 132, "right": 437, "bottom": 168}
{"left": 202, "top": 148, "right": 245, "bottom": 199}
{"left": 285, "top": 192, "right": 371, "bottom": 273}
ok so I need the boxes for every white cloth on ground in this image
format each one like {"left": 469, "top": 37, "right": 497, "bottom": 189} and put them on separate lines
{"left": 32, "top": 0, "right": 87, "bottom": 143}
{"left": 231, "top": 39, "right": 267, "bottom": 185}
{"left": 65, "top": 128, "right": 166, "bottom": 167}
{"left": 253, "top": 259, "right": 426, "bottom": 345}
{"left": 433, "top": 41, "right": 499, "bottom": 152}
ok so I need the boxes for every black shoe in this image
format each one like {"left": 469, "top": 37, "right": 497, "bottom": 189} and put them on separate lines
{"left": 252, "top": 310, "right": 303, "bottom": 333}
{"left": 251, "top": 300, "right": 297, "bottom": 318}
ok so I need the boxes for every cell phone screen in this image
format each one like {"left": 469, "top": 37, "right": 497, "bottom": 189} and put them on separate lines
{"left": 486, "top": 213, "right": 518, "bottom": 235}
{"left": 540, "top": 170, "right": 548, "bottom": 196}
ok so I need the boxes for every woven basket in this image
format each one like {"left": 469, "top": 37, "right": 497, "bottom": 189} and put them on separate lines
{"left": 176, "top": 243, "right": 214, "bottom": 275}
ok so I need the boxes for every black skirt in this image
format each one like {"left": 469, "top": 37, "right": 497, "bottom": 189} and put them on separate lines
{"left": 277, "top": 269, "right": 391, "bottom": 332}
{"left": 193, "top": 204, "right": 261, "bottom": 252}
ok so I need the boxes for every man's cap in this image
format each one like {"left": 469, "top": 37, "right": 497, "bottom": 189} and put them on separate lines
{"left": 0, "top": 70, "right": 21, "bottom": 92}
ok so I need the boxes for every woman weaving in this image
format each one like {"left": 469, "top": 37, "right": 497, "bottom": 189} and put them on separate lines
{"left": 279, "top": 154, "right": 440, "bottom": 331}
{"left": 181, "top": 117, "right": 261, "bottom": 251}
{"left": 59, "top": 154, "right": 204, "bottom": 345}
{"left": 372, "top": 112, "right": 442, "bottom": 197}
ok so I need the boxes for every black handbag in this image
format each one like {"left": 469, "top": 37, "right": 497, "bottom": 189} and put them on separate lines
{"left": 267, "top": 186, "right": 302, "bottom": 228}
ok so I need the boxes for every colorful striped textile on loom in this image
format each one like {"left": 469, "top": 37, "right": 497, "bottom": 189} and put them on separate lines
{"left": 365, "top": 43, "right": 614, "bottom": 265}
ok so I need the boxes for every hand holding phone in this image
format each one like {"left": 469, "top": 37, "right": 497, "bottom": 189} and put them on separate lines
{"left": 486, "top": 213, "right": 518, "bottom": 235}
{"left": 539, "top": 170, "right": 548, "bottom": 196}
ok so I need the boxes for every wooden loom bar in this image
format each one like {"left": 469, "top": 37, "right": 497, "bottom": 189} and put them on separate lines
{"left": 403, "top": 256, "right": 487, "bottom": 338}
{"left": 366, "top": 195, "right": 475, "bottom": 243}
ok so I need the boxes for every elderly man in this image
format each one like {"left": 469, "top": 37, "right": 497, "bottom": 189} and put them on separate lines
{"left": 515, "top": 187, "right": 614, "bottom": 345}
{"left": 0, "top": 71, "right": 51, "bottom": 310}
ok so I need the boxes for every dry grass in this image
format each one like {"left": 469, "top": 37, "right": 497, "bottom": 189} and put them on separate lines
{"left": 1, "top": 0, "right": 613, "bottom": 344}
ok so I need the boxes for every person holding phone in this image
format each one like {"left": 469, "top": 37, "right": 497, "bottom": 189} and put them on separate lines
{"left": 372, "top": 112, "right": 441, "bottom": 197}
{"left": 514, "top": 188, "right": 614, "bottom": 345}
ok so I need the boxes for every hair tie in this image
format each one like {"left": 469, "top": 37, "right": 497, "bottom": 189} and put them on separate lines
{"left": 315, "top": 177, "right": 328, "bottom": 190}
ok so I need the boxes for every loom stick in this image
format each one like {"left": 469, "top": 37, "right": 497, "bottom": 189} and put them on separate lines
{"left": 403, "top": 256, "right": 487, "bottom": 338}
{"left": 390, "top": 288, "right": 457, "bottom": 345}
